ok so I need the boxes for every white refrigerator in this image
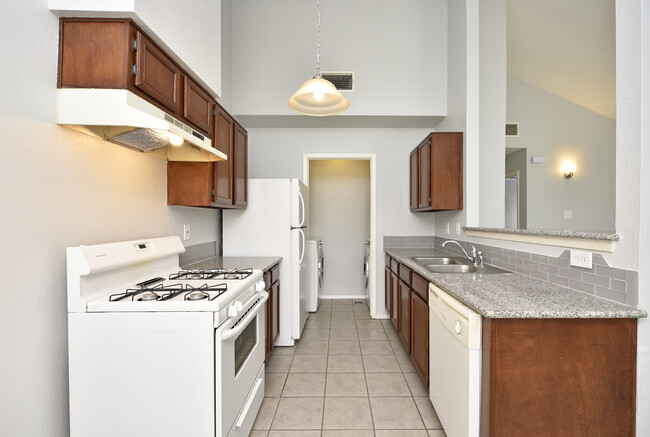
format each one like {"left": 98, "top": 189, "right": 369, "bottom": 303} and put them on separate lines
{"left": 223, "top": 179, "right": 309, "bottom": 346}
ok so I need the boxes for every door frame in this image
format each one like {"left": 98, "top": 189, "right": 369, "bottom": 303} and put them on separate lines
{"left": 302, "top": 153, "right": 378, "bottom": 318}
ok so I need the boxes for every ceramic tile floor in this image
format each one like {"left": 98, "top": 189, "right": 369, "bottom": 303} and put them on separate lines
{"left": 252, "top": 299, "right": 447, "bottom": 437}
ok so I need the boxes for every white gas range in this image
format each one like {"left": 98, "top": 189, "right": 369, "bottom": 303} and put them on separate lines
{"left": 67, "top": 236, "right": 267, "bottom": 437}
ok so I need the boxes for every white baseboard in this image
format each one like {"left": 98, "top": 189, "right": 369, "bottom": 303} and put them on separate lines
{"left": 320, "top": 295, "right": 368, "bottom": 300}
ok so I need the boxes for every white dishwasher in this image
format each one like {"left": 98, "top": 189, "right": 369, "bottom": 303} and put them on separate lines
{"left": 429, "top": 283, "right": 482, "bottom": 437}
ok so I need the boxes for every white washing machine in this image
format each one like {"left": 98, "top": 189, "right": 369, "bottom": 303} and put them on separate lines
{"left": 305, "top": 239, "right": 322, "bottom": 312}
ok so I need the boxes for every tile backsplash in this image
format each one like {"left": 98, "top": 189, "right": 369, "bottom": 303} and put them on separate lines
{"left": 383, "top": 235, "right": 638, "bottom": 307}
{"left": 179, "top": 241, "right": 218, "bottom": 267}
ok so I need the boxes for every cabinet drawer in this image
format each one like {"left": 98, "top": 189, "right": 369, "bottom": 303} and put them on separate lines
{"left": 385, "top": 254, "right": 391, "bottom": 268}
{"left": 183, "top": 76, "right": 214, "bottom": 135}
{"left": 263, "top": 270, "right": 272, "bottom": 290}
{"left": 271, "top": 264, "right": 280, "bottom": 284}
{"left": 412, "top": 272, "right": 428, "bottom": 303}
{"left": 399, "top": 265, "right": 412, "bottom": 286}
{"left": 390, "top": 259, "right": 399, "bottom": 274}
{"left": 134, "top": 31, "right": 180, "bottom": 113}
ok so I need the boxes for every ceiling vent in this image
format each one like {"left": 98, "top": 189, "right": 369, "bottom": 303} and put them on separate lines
{"left": 505, "top": 122, "right": 520, "bottom": 137}
{"left": 322, "top": 72, "right": 354, "bottom": 92}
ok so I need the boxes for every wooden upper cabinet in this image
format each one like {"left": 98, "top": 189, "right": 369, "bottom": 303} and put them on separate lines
{"left": 184, "top": 76, "right": 214, "bottom": 135}
{"left": 417, "top": 138, "right": 431, "bottom": 209}
{"left": 213, "top": 106, "right": 234, "bottom": 206}
{"left": 233, "top": 123, "right": 248, "bottom": 208}
{"left": 409, "top": 149, "right": 418, "bottom": 211}
{"left": 134, "top": 31, "right": 180, "bottom": 113}
{"left": 58, "top": 20, "right": 130, "bottom": 89}
{"left": 410, "top": 132, "right": 463, "bottom": 212}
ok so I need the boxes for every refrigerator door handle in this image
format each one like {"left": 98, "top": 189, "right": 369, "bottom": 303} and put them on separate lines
{"left": 298, "top": 191, "right": 306, "bottom": 227}
{"left": 298, "top": 228, "right": 306, "bottom": 266}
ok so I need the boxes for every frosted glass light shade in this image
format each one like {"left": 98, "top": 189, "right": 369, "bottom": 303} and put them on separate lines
{"left": 287, "top": 77, "right": 350, "bottom": 116}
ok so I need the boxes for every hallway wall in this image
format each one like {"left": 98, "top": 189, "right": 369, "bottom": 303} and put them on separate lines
{"left": 309, "top": 160, "right": 370, "bottom": 298}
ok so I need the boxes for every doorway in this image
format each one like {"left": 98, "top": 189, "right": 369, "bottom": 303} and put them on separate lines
{"left": 303, "top": 154, "right": 377, "bottom": 316}
{"left": 505, "top": 171, "right": 519, "bottom": 229}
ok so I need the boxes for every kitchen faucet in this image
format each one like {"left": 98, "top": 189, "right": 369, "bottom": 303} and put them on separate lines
{"left": 442, "top": 240, "right": 483, "bottom": 267}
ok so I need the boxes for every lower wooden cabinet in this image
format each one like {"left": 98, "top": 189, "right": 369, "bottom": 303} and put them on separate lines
{"left": 481, "top": 318, "right": 637, "bottom": 436}
{"left": 265, "top": 263, "right": 281, "bottom": 361}
{"left": 398, "top": 279, "right": 411, "bottom": 354}
{"left": 385, "top": 266, "right": 392, "bottom": 319}
{"left": 410, "top": 291, "right": 429, "bottom": 385}
{"left": 390, "top": 271, "right": 399, "bottom": 330}
{"left": 385, "top": 255, "right": 429, "bottom": 387}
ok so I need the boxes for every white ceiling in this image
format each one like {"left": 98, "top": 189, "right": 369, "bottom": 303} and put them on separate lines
{"left": 507, "top": 0, "right": 616, "bottom": 119}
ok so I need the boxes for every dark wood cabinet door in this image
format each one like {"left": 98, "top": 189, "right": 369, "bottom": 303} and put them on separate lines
{"left": 431, "top": 133, "right": 463, "bottom": 210}
{"left": 385, "top": 267, "right": 392, "bottom": 317}
{"left": 213, "top": 106, "right": 234, "bottom": 205}
{"left": 391, "top": 271, "right": 399, "bottom": 330}
{"left": 134, "top": 31, "right": 180, "bottom": 113}
{"left": 410, "top": 149, "right": 419, "bottom": 210}
{"left": 271, "top": 281, "right": 280, "bottom": 344}
{"left": 417, "top": 138, "right": 431, "bottom": 209}
{"left": 233, "top": 123, "right": 248, "bottom": 208}
{"left": 398, "top": 280, "right": 411, "bottom": 353}
{"left": 183, "top": 76, "right": 214, "bottom": 135}
{"left": 410, "top": 291, "right": 429, "bottom": 386}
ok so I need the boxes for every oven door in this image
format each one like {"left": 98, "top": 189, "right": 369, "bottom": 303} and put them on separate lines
{"left": 216, "top": 290, "right": 268, "bottom": 437}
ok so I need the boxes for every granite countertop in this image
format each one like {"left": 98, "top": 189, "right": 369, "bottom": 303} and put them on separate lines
{"left": 463, "top": 226, "right": 620, "bottom": 241}
{"left": 385, "top": 248, "right": 646, "bottom": 319}
{"left": 182, "top": 256, "right": 281, "bottom": 272}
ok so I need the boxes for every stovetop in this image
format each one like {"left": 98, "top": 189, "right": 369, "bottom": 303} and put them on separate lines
{"left": 85, "top": 268, "right": 263, "bottom": 313}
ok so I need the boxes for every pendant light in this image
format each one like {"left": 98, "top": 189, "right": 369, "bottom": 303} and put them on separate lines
{"left": 287, "top": 0, "right": 349, "bottom": 116}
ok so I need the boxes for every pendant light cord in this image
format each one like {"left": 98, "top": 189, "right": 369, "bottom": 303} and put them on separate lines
{"left": 316, "top": 0, "right": 321, "bottom": 77}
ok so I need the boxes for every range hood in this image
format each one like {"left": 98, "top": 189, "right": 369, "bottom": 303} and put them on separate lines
{"left": 56, "top": 89, "right": 226, "bottom": 162}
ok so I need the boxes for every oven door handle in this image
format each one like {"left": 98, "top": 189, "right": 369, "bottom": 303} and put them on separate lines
{"left": 220, "top": 291, "right": 268, "bottom": 341}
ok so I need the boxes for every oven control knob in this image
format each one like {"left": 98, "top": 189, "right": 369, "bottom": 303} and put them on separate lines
{"left": 234, "top": 301, "right": 243, "bottom": 311}
{"left": 454, "top": 320, "right": 462, "bottom": 334}
{"left": 228, "top": 306, "right": 238, "bottom": 317}
{"left": 255, "top": 281, "right": 265, "bottom": 292}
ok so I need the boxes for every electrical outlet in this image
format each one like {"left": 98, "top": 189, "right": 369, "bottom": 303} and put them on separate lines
{"left": 455, "top": 223, "right": 461, "bottom": 236}
{"left": 570, "top": 250, "right": 592, "bottom": 269}
{"left": 445, "top": 222, "right": 450, "bottom": 234}
{"left": 183, "top": 224, "right": 191, "bottom": 241}
{"left": 564, "top": 210, "right": 572, "bottom": 219}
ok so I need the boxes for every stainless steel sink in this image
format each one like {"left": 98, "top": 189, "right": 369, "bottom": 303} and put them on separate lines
{"left": 409, "top": 256, "right": 511, "bottom": 274}
{"left": 411, "top": 256, "right": 467, "bottom": 265}
{"left": 423, "top": 263, "right": 512, "bottom": 274}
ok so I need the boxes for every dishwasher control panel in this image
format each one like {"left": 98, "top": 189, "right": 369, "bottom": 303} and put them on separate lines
{"left": 429, "top": 283, "right": 482, "bottom": 350}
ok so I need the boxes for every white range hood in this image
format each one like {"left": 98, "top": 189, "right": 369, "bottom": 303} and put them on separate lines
{"left": 56, "top": 88, "right": 226, "bottom": 162}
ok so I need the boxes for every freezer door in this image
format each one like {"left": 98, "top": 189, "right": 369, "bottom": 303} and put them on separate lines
{"left": 291, "top": 179, "right": 309, "bottom": 230}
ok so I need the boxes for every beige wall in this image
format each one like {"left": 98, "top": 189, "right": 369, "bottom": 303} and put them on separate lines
{"left": 0, "top": 2, "right": 220, "bottom": 435}
{"left": 309, "top": 160, "right": 370, "bottom": 298}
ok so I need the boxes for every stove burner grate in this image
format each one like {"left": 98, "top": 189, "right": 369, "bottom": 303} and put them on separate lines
{"left": 109, "top": 282, "right": 227, "bottom": 302}
{"left": 183, "top": 283, "right": 228, "bottom": 301}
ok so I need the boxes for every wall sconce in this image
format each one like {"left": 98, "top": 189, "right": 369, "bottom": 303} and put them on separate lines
{"left": 563, "top": 163, "right": 576, "bottom": 179}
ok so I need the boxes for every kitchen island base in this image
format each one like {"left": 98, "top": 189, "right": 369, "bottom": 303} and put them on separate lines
{"left": 481, "top": 318, "right": 637, "bottom": 436}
